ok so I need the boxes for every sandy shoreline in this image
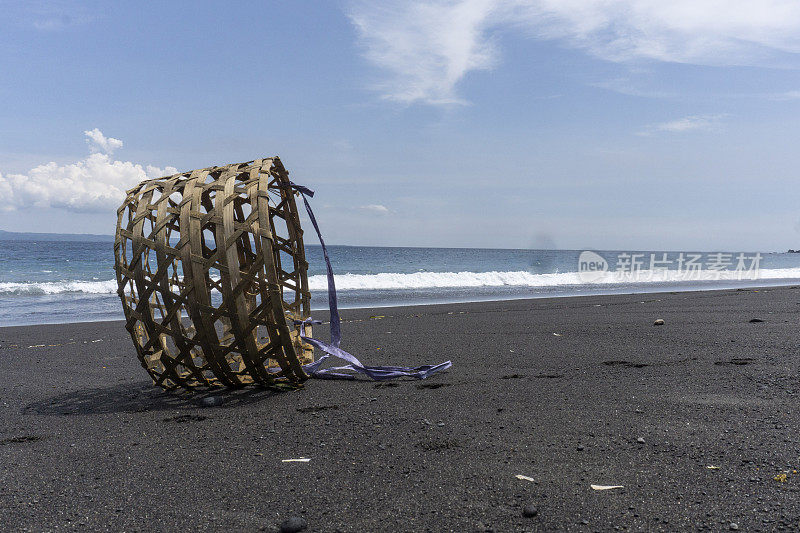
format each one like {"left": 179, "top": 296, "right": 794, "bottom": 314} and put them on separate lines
{"left": 1, "top": 287, "right": 799, "bottom": 531}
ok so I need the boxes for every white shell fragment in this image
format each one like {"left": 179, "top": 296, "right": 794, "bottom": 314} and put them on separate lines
{"left": 590, "top": 484, "right": 624, "bottom": 491}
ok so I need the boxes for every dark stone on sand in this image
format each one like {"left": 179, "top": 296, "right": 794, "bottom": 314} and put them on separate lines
{"left": 576, "top": 445, "right": 584, "bottom": 451}
{"left": 280, "top": 516, "right": 308, "bottom": 533}
{"left": 749, "top": 318, "right": 764, "bottom": 323}
{"left": 199, "top": 396, "right": 223, "bottom": 407}
{"left": 522, "top": 504, "right": 538, "bottom": 517}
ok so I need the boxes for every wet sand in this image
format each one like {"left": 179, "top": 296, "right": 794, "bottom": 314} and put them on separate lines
{"left": 1, "top": 287, "right": 799, "bottom": 532}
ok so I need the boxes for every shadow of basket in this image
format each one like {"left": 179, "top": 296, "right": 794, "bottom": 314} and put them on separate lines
{"left": 25, "top": 381, "right": 286, "bottom": 416}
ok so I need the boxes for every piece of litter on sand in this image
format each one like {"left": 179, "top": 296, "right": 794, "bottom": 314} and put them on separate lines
{"left": 590, "top": 484, "right": 624, "bottom": 491}
{"left": 516, "top": 474, "right": 535, "bottom": 482}
{"left": 553, "top": 333, "right": 562, "bottom": 337}
{"left": 706, "top": 465, "right": 720, "bottom": 470}
{"left": 282, "top": 458, "right": 311, "bottom": 463}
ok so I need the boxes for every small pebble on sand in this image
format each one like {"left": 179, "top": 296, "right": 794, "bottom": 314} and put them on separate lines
{"left": 280, "top": 516, "right": 308, "bottom": 533}
{"left": 200, "top": 396, "right": 223, "bottom": 407}
{"left": 653, "top": 319, "right": 665, "bottom": 326}
{"left": 522, "top": 504, "right": 538, "bottom": 518}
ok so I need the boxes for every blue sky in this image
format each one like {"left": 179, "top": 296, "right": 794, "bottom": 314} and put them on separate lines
{"left": 1, "top": 0, "right": 799, "bottom": 251}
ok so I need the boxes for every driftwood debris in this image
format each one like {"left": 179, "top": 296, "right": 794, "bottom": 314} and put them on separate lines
{"left": 114, "top": 157, "right": 313, "bottom": 389}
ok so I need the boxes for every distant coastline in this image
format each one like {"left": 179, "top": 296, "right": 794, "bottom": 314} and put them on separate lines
{"left": 0, "top": 230, "right": 114, "bottom": 243}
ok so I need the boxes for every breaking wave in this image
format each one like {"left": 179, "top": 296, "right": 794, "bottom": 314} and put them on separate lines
{"left": 311, "top": 268, "right": 800, "bottom": 290}
{"left": 0, "top": 279, "right": 118, "bottom": 295}
{"left": 3, "top": 268, "right": 800, "bottom": 296}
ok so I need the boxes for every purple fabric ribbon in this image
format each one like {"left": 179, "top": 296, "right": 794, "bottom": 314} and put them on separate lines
{"left": 281, "top": 181, "right": 452, "bottom": 380}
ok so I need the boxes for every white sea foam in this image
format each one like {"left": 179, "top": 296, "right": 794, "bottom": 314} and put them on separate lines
{"left": 310, "top": 268, "right": 800, "bottom": 290}
{"left": 3, "top": 268, "right": 800, "bottom": 296}
{"left": 0, "top": 279, "right": 118, "bottom": 295}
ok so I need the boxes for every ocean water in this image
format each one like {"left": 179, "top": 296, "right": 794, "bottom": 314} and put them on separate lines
{"left": 2, "top": 240, "right": 800, "bottom": 326}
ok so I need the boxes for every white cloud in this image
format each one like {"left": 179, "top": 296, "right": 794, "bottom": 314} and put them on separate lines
{"left": 770, "top": 90, "right": 800, "bottom": 100}
{"left": 84, "top": 128, "right": 123, "bottom": 154}
{"left": 349, "top": 0, "right": 800, "bottom": 105}
{"left": 508, "top": 1, "right": 800, "bottom": 64}
{"left": 591, "top": 78, "right": 675, "bottom": 99}
{"left": 639, "top": 114, "right": 727, "bottom": 135}
{"left": 25, "top": 1, "right": 94, "bottom": 31}
{"left": 348, "top": 0, "right": 500, "bottom": 104}
{"left": 33, "top": 16, "right": 72, "bottom": 31}
{"left": 656, "top": 116, "right": 716, "bottom": 132}
{"left": 0, "top": 130, "right": 177, "bottom": 212}
{"left": 359, "top": 204, "right": 391, "bottom": 213}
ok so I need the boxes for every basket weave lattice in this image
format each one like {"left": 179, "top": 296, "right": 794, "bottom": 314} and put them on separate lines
{"left": 114, "top": 157, "right": 313, "bottom": 389}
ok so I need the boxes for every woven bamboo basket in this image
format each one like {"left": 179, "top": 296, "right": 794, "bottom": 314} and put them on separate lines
{"left": 114, "top": 157, "right": 313, "bottom": 389}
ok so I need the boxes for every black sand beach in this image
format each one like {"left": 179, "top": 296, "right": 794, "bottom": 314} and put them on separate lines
{"left": 1, "top": 287, "right": 799, "bottom": 532}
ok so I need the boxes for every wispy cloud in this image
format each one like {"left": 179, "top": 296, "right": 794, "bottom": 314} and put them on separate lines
{"left": 639, "top": 114, "right": 728, "bottom": 136}
{"left": 769, "top": 90, "right": 800, "bottom": 100}
{"left": 359, "top": 204, "right": 391, "bottom": 214}
{"left": 349, "top": 0, "right": 499, "bottom": 105}
{"left": 508, "top": 1, "right": 800, "bottom": 65}
{"left": 591, "top": 78, "right": 676, "bottom": 99}
{"left": 24, "top": 1, "right": 95, "bottom": 31}
{"left": 0, "top": 130, "right": 176, "bottom": 212}
{"left": 348, "top": 0, "right": 800, "bottom": 105}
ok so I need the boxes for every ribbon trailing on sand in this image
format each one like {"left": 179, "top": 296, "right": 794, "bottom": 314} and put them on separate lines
{"left": 281, "top": 181, "right": 452, "bottom": 380}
